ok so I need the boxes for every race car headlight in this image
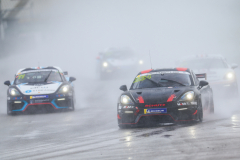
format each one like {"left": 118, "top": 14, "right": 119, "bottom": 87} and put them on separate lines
{"left": 139, "top": 60, "right": 143, "bottom": 65}
{"left": 103, "top": 62, "right": 108, "bottom": 67}
{"left": 226, "top": 72, "right": 234, "bottom": 80}
{"left": 58, "top": 85, "right": 70, "bottom": 93}
{"left": 9, "top": 88, "right": 20, "bottom": 96}
{"left": 121, "top": 95, "right": 134, "bottom": 104}
{"left": 180, "top": 91, "right": 194, "bottom": 101}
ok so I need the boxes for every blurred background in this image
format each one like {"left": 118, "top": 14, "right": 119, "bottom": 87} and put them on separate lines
{"left": 1, "top": 0, "right": 240, "bottom": 67}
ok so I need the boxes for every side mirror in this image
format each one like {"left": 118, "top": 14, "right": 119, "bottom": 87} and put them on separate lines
{"left": 4, "top": 80, "right": 11, "bottom": 86}
{"left": 231, "top": 63, "right": 238, "bottom": 69}
{"left": 199, "top": 80, "right": 208, "bottom": 88}
{"left": 63, "top": 71, "right": 68, "bottom": 75}
{"left": 120, "top": 85, "right": 128, "bottom": 92}
{"left": 69, "top": 77, "right": 76, "bottom": 82}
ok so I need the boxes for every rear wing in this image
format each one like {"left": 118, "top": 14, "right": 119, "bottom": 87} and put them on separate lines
{"left": 196, "top": 73, "right": 207, "bottom": 80}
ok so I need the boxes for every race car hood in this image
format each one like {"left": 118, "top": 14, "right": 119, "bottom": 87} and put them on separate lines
{"left": 16, "top": 82, "right": 62, "bottom": 95}
{"left": 130, "top": 87, "right": 189, "bottom": 104}
{"left": 193, "top": 68, "right": 233, "bottom": 82}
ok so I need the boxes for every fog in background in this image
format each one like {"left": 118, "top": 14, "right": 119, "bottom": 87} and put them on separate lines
{"left": 1, "top": 0, "right": 240, "bottom": 113}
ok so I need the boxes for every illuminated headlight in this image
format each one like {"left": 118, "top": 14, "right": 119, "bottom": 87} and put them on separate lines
{"left": 226, "top": 72, "right": 234, "bottom": 80}
{"left": 139, "top": 60, "right": 143, "bottom": 65}
{"left": 58, "top": 85, "right": 70, "bottom": 93}
{"left": 121, "top": 95, "right": 134, "bottom": 104}
{"left": 9, "top": 88, "right": 20, "bottom": 96}
{"left": 103, "top": 62, "right": 108, "bottom": 67}
{"left": 180, "top": 91, "right": 194, "bottom": 101}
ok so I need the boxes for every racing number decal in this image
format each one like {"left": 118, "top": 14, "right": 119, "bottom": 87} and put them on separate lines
{"left": 133, "top": 75, "right": 151, "bottom": 83}
{"left": 18, "top": 74, "right": 25, "bottom": 79}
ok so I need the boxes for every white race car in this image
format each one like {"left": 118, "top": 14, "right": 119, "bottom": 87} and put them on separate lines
{"left": 4, "top": 66, "right": 76, "bottom": 115}
{"left": 176, "top": 54, "right": 238, "bottom": 98}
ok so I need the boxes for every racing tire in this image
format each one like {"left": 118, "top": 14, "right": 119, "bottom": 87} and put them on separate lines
{"left": 118, "top": 125, "right": 130, "bottom": 129}
{"left": 197, "top": 99, "right": 203, "bottom": 122}
{"left": 69, "top": 99, "right": 75, "bottom": 111}
{"left": 210, "top": 97, "right": 214, "bottom": 114}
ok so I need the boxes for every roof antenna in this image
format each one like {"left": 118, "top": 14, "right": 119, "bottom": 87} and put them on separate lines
{"left": 149, "top": 50, "right": 152, "bottom": 69}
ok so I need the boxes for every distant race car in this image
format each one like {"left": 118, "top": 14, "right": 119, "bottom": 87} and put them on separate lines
{"left": 176, "top": 55, "right": 239, "bottom": 98}
{"left": 96, "top": 48, "right": 145, "bottom": 79}
{"left": 117, "top": 68, "right": 214, "bottom": 128}
{"left": 4, "top": 66, "right": 76, "bottom": 115}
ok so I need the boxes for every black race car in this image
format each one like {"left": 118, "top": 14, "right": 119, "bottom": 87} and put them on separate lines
{"left": 4, "top": 66, "right": 76, "bottom": 115}
{"left": 117, "top": 68, "right": 214, "bottom": 128}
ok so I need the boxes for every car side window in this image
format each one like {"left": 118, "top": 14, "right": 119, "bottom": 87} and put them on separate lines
{"left": 192, "top": 72, "right": 199, "bottom": 86}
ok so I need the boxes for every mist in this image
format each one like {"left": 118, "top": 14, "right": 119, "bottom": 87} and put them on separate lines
{"left": 0, "top": 1, "right": 240, "bottom": 159}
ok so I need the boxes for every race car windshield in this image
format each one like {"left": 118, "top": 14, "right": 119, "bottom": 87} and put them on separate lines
{"left": 14, "top": 70, "right": 62, "bottom": 85}
{"left": 131, "top": 72, "right": 192, "bottom": 89}
{"left": 103, "top": 51, "right": 134, "bottom": 60}
{"left": 179, "top": 59, "right": 228, "bottom": 69}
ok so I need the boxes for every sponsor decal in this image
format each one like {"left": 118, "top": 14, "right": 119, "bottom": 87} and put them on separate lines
{"left": 133, "top": 75, "right": 151, "bottom": 83}
{"left": 191, "top": 102, "right": 197, "bottom": 105}
{"left": 18, "top": 74, "right": 25, "bottom": 79}
{"left": 13, "top": 97, "right": 22, "bottom": 100}
{"left": 177, "top": 102, "right": 198, "bottom": 106}
{"left": 123, "top": 106, "right": 135, "bottom": 109}
{"left": 30, "top": 95, "right": 49, "bottom": 99}
{"left": 138, "top": 96, "right": 144, "bottom": 103}
{"left": 56, "top": 94, "right": 65, "bottom": 97}
{"left": 167, "top": 94, "right": 176, "bottom": 102}
{"left": 25, "top": 90, "right": 32, "bottom": 93}
{"left": 144, "top": 108, "right": 167, "bottom": 114}
{"left": 34, "top": 99, "right": 50, "bottom": 103}
{"left": 145, "top": 104, "right": 166, "bottom": 107}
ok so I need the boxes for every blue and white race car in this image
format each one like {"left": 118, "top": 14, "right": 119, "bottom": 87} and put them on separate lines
{"left": 4, "top": 66, "right": 76, "bottom": 115}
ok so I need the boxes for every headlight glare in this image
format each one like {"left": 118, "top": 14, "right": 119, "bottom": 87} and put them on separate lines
{"left": 226, "top": 72, "right": 234, "bottom": 80}
{"left": 180, "top": 91, "right": 194, "bottom": 101}
{"left": 103, "top": 62, "right": 108, "bottom": 67}
{"left": 9, "top": 88, "right": 20, "bottom": 96}
{"left": 58, "top": 85, "right": 70, "bottom": 93}
{"left": 121, "top": 95, "right": 134, "bottom": 104}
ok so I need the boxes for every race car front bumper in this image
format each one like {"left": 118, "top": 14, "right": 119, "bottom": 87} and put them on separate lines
{"left": 117, "top": 102, "right": 199, "bottom": 126}
{"left": 7, "top": 93, "right": 74, "bottom": 113}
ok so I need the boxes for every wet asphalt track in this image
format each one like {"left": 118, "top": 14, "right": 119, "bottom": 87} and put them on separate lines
{"left": 0, "top": 56, "right": 240, "bottom": 160}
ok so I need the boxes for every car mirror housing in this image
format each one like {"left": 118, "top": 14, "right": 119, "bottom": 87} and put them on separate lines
{"left": 4, "top": 80, "right": 11, "bottom": 86}
{"left": 231, "top": 63, "right": 238, "bottom": 69}
{"left": 69, "top": 77, "right": 76, "bottom": 82}
{"left": 199, "top": 80, "right": 208, "bottom": 88}
{"left": 120, "top": 85, "right": 128, "bottom": 92}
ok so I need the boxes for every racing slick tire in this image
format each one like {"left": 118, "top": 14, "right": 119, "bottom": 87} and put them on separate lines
{"left": 118, "top": 125, "right": 131, "bottom": 129}
{"left": 210, "top": 97, "right": 214, "bottom": 114}
{"left": 197, "top": 99, "right": 203, "bottom": 122}
{"left": 69, "top": 99, "right": 75, "bottom": 111}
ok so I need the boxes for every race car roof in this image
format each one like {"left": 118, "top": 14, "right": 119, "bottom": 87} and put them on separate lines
{"left": 180, "top": 54, "right": 225, "bottom": 61}
{"left": 138, "top": 68, "right": 191, "bottom": 75}
{"left": 16, "top": 66, "right": 64, "bottom": 75}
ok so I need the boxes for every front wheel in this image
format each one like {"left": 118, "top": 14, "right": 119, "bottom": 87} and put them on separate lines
{"left": 197, "top": 100, "right": 203, "bottom": 122}
{"left": 210, "top": 97, "right": 214, "bottom": 114}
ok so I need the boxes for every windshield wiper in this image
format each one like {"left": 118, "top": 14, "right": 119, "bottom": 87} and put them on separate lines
{"left": 144, "top": 77, "right": 162, "bottom": 87}
{"left": 160, "top": 78, "right": 186, "bottom": 86}
{"left": 44, "top": 70, "right": 52, "bottom": 82}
